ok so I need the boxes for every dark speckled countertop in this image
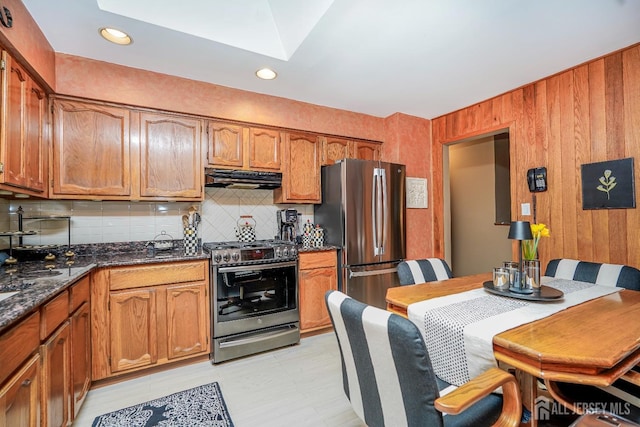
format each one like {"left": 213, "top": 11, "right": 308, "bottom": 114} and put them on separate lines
{"left": 0, "top": 241, "right": 209, "bottom": 334}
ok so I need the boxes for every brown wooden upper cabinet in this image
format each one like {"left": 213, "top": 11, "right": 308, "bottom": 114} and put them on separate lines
{"left": 353, "top": 140, "right": 381, "bottom": 161}
{"left": 321, "top": 136, "right": 381, "bottom": 165}
{"left": 138, "top": 111, "right": 202, "bottom": 199}
{"left": 51, "top": 98, "right": 131, "bottom": 198}
{"left": 51, "top": 97, "right": 203, "bottom": 201}
{"left": 0, "top": 50, "right": 47, "bottom": 195}
{"left": 274, "top": 132, "right": 321, "bottom": 203}
{"left": 207, "top": 121, "right": 281, "bottom": 172}
{"left": 321, "top": 136, "right": 351, "bottom": 166}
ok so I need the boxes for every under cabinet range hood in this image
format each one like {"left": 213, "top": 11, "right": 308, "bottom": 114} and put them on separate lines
{"left": 204, "top": 168, "right": 282, "bottom": 189}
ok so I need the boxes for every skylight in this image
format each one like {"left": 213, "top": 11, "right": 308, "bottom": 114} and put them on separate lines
{"left": 96, "top": 0, "right": 334, "bottom": 60}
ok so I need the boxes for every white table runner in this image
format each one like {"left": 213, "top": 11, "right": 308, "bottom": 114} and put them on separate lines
{"left": 407, "top": 277, "right": 622, "bottom": 386}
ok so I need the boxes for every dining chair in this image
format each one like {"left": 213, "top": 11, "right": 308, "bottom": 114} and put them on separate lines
{"left": 325, "top": 290, "right": 522, "bottom": 427}
{"left": 544, "top": 258, "right": 640, "bottom": 423}
{"left": 544, "top": 258, "right": 640, "bottom": 290}
{"left": 397, "top": 258, "right": 453, "bottom": 285}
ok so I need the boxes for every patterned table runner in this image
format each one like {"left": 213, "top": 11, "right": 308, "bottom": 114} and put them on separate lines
{"left": 407, "top": 277, "right": 621, "bottom": 386}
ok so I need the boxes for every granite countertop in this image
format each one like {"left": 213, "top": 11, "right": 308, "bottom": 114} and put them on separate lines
{"left": 0, "top": 241, "right": 209, "bottom": 334}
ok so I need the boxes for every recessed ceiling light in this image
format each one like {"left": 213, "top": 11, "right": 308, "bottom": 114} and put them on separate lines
{"left": 256, "top": 68, "right": 277, "bottom": 80}
{"left": 99, "top": 27, "right": 133, "bottom": 45}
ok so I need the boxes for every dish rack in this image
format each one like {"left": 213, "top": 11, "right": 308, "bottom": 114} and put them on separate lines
{"left": 1, "top": 206, "right": 73, "bottom": 265}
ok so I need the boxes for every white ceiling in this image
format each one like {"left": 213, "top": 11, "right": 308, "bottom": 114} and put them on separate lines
{"left": 21, "top": 0, "right": 640, "bottom": 119}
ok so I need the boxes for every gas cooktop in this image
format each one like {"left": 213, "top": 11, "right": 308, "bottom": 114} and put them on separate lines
{"left": 202, "top": 239, "right": 295, "bottom": 250}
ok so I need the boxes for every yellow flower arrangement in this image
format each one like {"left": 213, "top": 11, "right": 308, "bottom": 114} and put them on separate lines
{"left": 522, "top": 223, "right": 550, "bottom": 260}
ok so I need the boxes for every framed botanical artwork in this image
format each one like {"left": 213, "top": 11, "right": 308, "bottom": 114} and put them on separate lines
{"left": 581, "top": 157, "right": 635, "bottom": 209}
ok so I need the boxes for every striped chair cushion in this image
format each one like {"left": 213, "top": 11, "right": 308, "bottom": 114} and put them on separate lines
{"left": 397, "top": 258, "right": 453, "bottom": 285}
{"left": 545, "top": 259, "right": 640, "bottom": 290}
{"left": 325, "top": 290, "right": 502, "bottom": 427}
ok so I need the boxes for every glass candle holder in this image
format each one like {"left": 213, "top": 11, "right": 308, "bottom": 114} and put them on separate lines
{"left": 524, "top": 259, "right": 541, "bottom": 290}
{"left": 502, "top": 261, "right": 520, "bottom": 287}
{"left": 493, "top": 267, "right": 510, "bottom": 289}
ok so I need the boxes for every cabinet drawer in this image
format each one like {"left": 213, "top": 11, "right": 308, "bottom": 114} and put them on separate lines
{"left": 41, "top": 290, "right": 69, "bottom": 340}
{"left": 70, "top": 274, "right": 90, "bottom": 313}
{"left": 299, "top": 251, "right": 337, "bottom": 270}
{"left": 0, "top": 311, "right": 40, "bottom": 384}
{"left": 109, "top": 261, "right": 207, "bottom": 291}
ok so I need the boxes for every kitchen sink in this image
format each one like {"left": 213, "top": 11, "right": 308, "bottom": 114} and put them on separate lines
{"left": 16, "top": 270, "right": 63, "bottom": 279}
{"left": 0, "top": 291, "right": 18, "bottom": 302}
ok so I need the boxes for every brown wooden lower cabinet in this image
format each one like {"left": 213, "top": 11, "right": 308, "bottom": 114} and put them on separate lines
{"left": 166, "top": 283, "right": 209, "bottom": 360}
{"left": 299, "top": 250, "right": 338, "bottom": 332}
{"left": 0, "top": 274, "right": 91, "bottom": 427}
{"left": 92, "top": 260, "right": 210, "bottom": 380}
{"left": 0, "top": 353, "right": 41, "bottom": 427}
{"left": 41, "top": 321, "right": 71, "bottom": 427}
{"left": 70, "top": 301, "right": 91, "bottom": 418}
{"left": 109, "top": 287, "right": 158, "bottom": 373}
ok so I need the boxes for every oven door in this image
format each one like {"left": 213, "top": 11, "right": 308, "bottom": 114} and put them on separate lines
{"left": 212, "top": 261, "right": 298, "bottom": 338}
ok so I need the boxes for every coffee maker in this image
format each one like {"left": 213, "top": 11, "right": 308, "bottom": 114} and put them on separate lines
{"left": 277, "top": 209, "right": 298, "bottom": 243}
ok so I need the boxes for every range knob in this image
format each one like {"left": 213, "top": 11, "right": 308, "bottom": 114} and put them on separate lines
{"left": 275, "top": 248, "right": 282, "bottom": 258}
{"left": 213, "top": 253, "right": 222, "bottom": 263}
{"left": 222, "top": 253, "right": 231, "bottom": 263}
{"left": 290, "top": 247, "right": 297, "bottom": 257}
{"left": 231, "top": 252, "right": 240, "bottom": 262}
{"left": 282, "top": 247, "right": 290, "bottom": 257}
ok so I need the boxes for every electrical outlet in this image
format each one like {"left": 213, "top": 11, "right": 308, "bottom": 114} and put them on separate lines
{"left": 521, "top": 203, "right": 531, "bottom": 216}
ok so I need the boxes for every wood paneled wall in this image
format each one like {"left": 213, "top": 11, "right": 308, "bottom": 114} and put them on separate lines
{"left": 431, "top": 43, "right": 640, "bottom": 270}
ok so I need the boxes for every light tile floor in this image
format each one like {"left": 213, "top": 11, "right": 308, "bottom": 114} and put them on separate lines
{"left": 73, "top": 332, "right": 365, "bottom": 426}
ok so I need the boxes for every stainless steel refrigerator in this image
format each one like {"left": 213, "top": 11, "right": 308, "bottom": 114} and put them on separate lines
{"left": 314, "top": 159, "right": 406, "bottom": 308}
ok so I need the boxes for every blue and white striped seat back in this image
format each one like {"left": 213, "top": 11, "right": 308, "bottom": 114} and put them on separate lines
{"left": 397, "top": 258, "right": 453, "bottom": 285}
{"left": 545, "top": 259, "right": 640, "bottom": 290}
{"left": 325, "top": 290, "right": 443, "bottom": 427}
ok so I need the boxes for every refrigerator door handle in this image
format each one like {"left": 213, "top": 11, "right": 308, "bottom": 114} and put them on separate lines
{"left": 380, "top": 168, "right": 387, "bottom": 255}
{"left": 348, "top": 267, "right": 398, "bottom": 278}
{"left": 372, "top": 168, "right": 382, "bottom": 256}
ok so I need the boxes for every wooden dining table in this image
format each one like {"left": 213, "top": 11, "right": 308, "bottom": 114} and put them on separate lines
{"left": 386, "top": 273, "right": 640, "bottom": 426}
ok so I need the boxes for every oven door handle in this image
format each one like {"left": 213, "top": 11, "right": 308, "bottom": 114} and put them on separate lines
{"left": 217, "top": 260, "right": 298, "bottom": 273}
{"left": 218, "top": 325, "right": 299, "bottom": 348}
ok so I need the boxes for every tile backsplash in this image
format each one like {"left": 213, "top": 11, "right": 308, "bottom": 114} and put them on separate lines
{"left": 1, "top": 188, "right": 314, "bottom": 249}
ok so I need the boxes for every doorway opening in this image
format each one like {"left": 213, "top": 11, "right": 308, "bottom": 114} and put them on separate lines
{"left": 443, "top": 130, "right": 512, "bottom": 277}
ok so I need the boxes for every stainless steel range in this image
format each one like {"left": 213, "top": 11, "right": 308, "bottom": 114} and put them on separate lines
{"left": 204, "top": 239, "right": 299, "bottom": 363}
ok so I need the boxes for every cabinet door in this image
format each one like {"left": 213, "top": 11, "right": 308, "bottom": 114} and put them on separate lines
{"left": 275, "top": 132, "right": 321, "bottom": 203}
{"left": 139, "top": 112, "right": 202, "bottom": 199}
{"left": 248, "top": 127, "right": 281, "bottom": 171}
{"left": 41, "top": 321, "right": 71, "bottom": 427}
{"left": 109, "top": 288, "right": 158, "bottom": 373}
{"left": 166, "top": 283, "right": 209, "bottom": 360}
{"left": 0, "top": 353, "right": 40, "bottom": 427}
{"left": 321, "top": 136, "right": 351, "bottom": 166}
{"left": 299, "top": 266, "right": 337, "bottom": 331}
{"left": 207, "top": 121, "right": 244, "bottom": 168}
{"left": 51, "top": 99, "right": 131, "bottom": 197}
{"left": 70, "top": 302, "right": 90, "bottom": 420}
{"left": 0, "top": 51, "right": 46, "bottom": 193}
{"left": 353, "top": 140, "right": 381, "bottom": 161}
{"left": 24, "top": 77, "right": 46, "bottom": 192}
